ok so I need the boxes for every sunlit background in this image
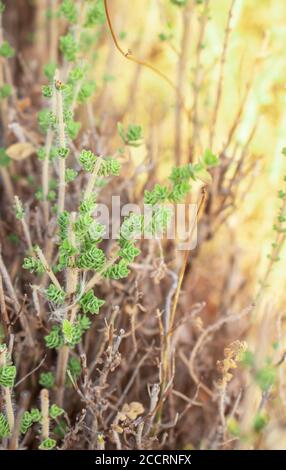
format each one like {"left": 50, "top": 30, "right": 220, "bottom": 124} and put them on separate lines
{"left": 1, "top": 0, "right": 286, "bottom": 449}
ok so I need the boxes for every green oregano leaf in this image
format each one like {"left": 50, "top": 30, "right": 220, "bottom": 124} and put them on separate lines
{"left": 39, "top": 437, "right": 57, "bottom": 450}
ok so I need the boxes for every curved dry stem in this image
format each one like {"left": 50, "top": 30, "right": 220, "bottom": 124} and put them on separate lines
{"left": 103, "top": 0, "right": 190, "bottom": 118}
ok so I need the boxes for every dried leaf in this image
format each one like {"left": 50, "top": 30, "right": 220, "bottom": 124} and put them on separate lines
{"left": 122, "top": 402, "right": 144, "bottom": 420}
{"left": 111, "top": 423, "right": 124, "bottom": 433}
{"left": 17, "top": 97, "right": 31, "bottom": 112}
{"left": 6, "top": 142, "right": 36, "bottom": 161}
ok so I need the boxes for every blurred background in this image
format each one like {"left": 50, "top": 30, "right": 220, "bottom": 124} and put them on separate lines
{"left": 1, "top": 0, "right": 286, "bottom": 449}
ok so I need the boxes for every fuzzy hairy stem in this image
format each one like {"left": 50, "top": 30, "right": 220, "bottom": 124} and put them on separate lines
{"left": 4, "top": 387, "right": 14, "bottom": 435}
{"left": 21, "top": 216, "right": 33, "bottom": 252}
{"left": 14, "top": 197, "right": 33, "bottom": 251}
{"left": 218, "top": 385, "right": 227, "bottom": 441}
{"left": 55, "top": 345, "right": 69, "bottom": 407}
{"left": 42, "top": 107, "right": 55, "bottom": 225}
{"left": 40, "top": 388, "right": 50, "bottom": 440}
{"left": 35, "top": 246, "right": 62, "bottom": 290}
{"left": 55, "top": 72, "right": 66, "bottom": 214}
{"left": 0, "top": 273, "right": 9, "bottom": 339}
{"left": 56, "top": 213, "right": 78, "bottom": 406}
{"left": 0, "top": 346, "right": 15, "bottom": 436}
{"left": 65, "top": 213, "right": 78, "bottom": 301}
{"left": 84, "top": 157, "right": 103, "bottom": 200}
{"left": 8, "top": 391, "right": 30, "bottom": 450}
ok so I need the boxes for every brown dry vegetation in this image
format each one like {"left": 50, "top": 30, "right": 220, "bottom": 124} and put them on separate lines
{"left": 0, "top": 0, "right": 286, "bottom": 451}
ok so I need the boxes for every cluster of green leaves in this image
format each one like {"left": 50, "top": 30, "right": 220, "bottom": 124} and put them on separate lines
{"left": 45, "top": 284, "right": 66, "bottom": 306}
{"left": 14, "top": 197, "right": 25, "bottom": 220}
{"left": 118, "top": 123, "right": 144, "bottom": 147}
{"left": 60, "top": 33, "right": 78, "bottom": 62}
{"left": 0, "top": 40, "right": 14, "bottom": 59}
{"left": 0, "top": 413, "right": 10, "bottom": 438}
{"left": 242, "top": 349, "right": 277, "bottom": 393}
{"left": 118, "top": 239, "right": 141, "bottom": 263}
{"left": 59, "top": 0, "right": 105, "bottom": 27}
{"left": 85, "top": 0, "right": 105, "bottom": 27}
{"left": 58, "top": 0, "right": 77, "bottom": 23}
{"left": 79, "top": 149, "right": 121, "bottom": 176}
{"left": 79, "top": 290, "right": 105, "bottom": 314}
{"left": 19, "top": 403, "right": 64, "bottom": 449}
{"left": 58, "top": 211, "right": 70, "bottom": 241}
{"left": 20, "top": 409, "right": 42, "bottom": 434}
{"left": 0, "top": 346, "right": 14, "bottom": 438}
{"left": 0, "top": 364, "right": 16, "bottom": 388}
{"left": 50, "top": 404, "right": 65, "bottom": 419}
{"left": 120, "top": 213, "right": 143, "bottom": 240}
{"left": 37, "top": 146, "right": 57, "bottom": 162}
{"left": 144, "top": 149, "right": 218, "bottom": 206}
{"left": 39, "top": 438, "right": 57, "bottom": 450}
{"left": 0, "top": 148, "right": 10, "bottom": 167}
{"left": 39, "top": 371, "right": 55, "bottom": 389}
{"left": 67, "top": 356, "right": 81, "bottom": 383}
{"left": 23, "top": 256, "right": 45, "bottom": 274}
{"left": 237, "top": 348, "right": 275, "bottom": 437}
{"left": 0, "top": 0, "right": 111, "bottom": 447}
{"left": 104, "top": 259, "right": 130, "bottom": 280}
{"left": 39, "top": 360, "right": 80, "bottom": 389}
{"left": 40, "top": 82, "right": 81, "bottom": 142}
{"left": 77, "top": 246, "right": 105, "bottom": 270}
{"left": 0, "top": 349, "right": 64, "bottom": 444}
{"left": 141, "top": 149, "right": 219, "bottom": 238}
{"left": 36, "top": 179, "right": 58, "bottom": 202}
{"left": 45, "top": 314, "right": 91, "bottom": 349}
{"left": 0, "top": 83, "right": 12, "bottom": 100}
{"left": 159, "top": 21, "right": 174, "bottom": 42}
{"left": 52, "top": 0, "right": 104, "bottom": 120}
{"left": 228, "top": 411, "right": 269, "bottom": 441}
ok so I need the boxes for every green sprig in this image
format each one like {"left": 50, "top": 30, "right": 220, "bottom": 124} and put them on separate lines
{"left": 0, "top": 41, "right": 15, "bottom": 58}
{"left": 0, "top": 365, "right": 16, "bottom": 388}
{"left": 77, "top": 246, "right": 106, "bottom": 270}
{"left": 79, "top": 290, "right": 105, "bottom": 314}
{"left": 45, "top": 326, "right": 64, "bottom": 349}
{"left": 59, "top": 0, "right": 77, "bottom": 23}
{"left": 0, "top": 413, "right": 10, "bottom": 438}
{"left": 39, "top": 372, "right": 55, "bottom": 389}
{"left": 39, "top": 437, "right": 57, "bottom": 450}
{"left": 104, "top": 259, "right": 130, "bottom": 280}
{"left": 118, "top": 123, "right": 143, "bottom": 147}
{"left": 45, "top": 284, "right": 66, "bottom": 306}
{"left": 23, "top": 257, "right": 45, "bottom": 274}
{"left": 79, "top": 149, "right": 97, "bottom": 172}
{"left": 50, "top": 404, "right": 64, "bottom": 419}
{"left": 60, "top": 33, "right": 78, "bottom": 62}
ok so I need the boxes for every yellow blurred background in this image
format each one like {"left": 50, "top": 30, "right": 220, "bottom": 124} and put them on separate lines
{"left": 93, "top": 0, "right": 286, "bottom": 304}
